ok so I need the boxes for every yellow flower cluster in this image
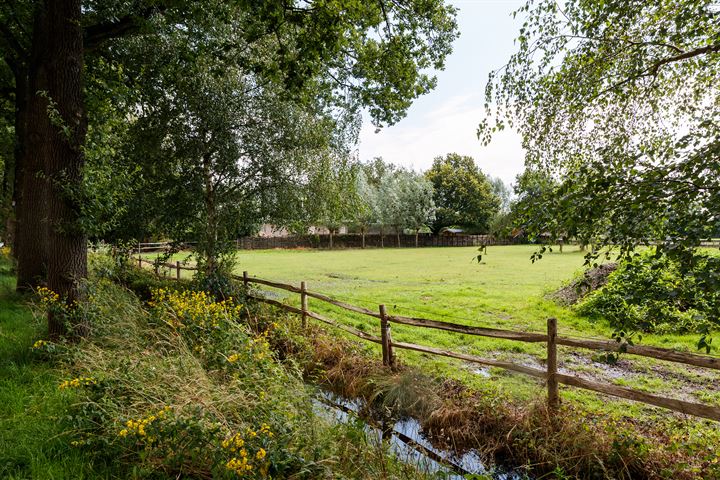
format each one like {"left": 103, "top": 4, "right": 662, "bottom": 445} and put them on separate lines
{"left": 37, "top": 287, "right": 60, "bottom": 305}
{"left": 0, "top": 246, "right": 10, "bottom": 257}
{"left": 118, "top": 406, "right": 171, "bottom": 438}
{"left": 150, "top": 288, "right": 242, "bottom": 329}
{"left": 227, "top": 353, "right": 241, "bottom": 363}
{"left": 222, "top": 432, "right": 246, "bottom": 451}
{"left": 59, "top": 377, "right": 95, "bottom": 389}
{"left": 226, "top": 456, "right": 253, "bottom": 475}
{"left": 222, "top": 424, "right": 273, "bottom": 476}
{"left": 32, "top": 339, "right": 47, "bottom": 349}
{"left": 258, "top": 423, "right": 273, "bottom": 438}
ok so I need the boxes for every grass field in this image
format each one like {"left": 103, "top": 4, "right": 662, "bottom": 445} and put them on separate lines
{"left": 0, "top": 263, "right": 121, "bottom": 478}
{"left": 148, "top": 245, "right": 720, "bottom": 420}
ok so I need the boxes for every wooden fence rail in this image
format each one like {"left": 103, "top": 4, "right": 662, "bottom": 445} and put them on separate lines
{"left": 134, "top": 256, "right": 720, "bottom": 422}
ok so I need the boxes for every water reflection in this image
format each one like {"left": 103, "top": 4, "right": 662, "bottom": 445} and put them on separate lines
{"left": 313, "top": 391, "right": 527, "bottom": 479}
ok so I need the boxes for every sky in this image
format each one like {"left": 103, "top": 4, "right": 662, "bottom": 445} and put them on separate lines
{"left": 356, "top": 0, "right": 528, "bottom": 185}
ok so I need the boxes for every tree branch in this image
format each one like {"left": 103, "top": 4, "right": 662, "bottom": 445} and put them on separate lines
{"left": 650, "top": 42, "right": 720, "bottom": 75}
{"left": 83, "top": 7, "right": 164, "bottom": 53}
{"left": 0, "top": 20, "right": 27, "bottom": 59}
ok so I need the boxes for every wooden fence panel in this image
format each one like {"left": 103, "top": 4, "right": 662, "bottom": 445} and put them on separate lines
{"left": 136, "top": 260, "right": 720, "bottom": 422}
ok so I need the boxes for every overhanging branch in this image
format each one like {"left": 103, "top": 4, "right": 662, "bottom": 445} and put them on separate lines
{"left": 650, "top": 42, "right": 720, "bottom": 75}
{"left": 83, "top": 6, "right": 164, "bottom": 53}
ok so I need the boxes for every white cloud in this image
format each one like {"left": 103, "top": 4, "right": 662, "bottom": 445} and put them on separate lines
{"left": 357, "top": 92, "right": 526, "bottom": 184}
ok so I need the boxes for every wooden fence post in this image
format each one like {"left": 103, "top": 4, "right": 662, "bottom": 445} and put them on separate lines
{"left": 547, "top": 317, "right": 559, "bottom": 412}
{"left": 379, "top": 304, "right": 394, "bottom": 367}
{"left": 243, "top": 271, "right": 249, "bottom": 289}
{"left": 301, "top": 281, "right": 308, "bottom": 329}
{"left": 387, "top": 321, "right": 395, "bottom": 368}
{"left": 176, "top": 261, "right": 181, "bottom": 280}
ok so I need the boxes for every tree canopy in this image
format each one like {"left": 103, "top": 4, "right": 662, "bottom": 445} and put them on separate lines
{"left": 425, "top": 153, "right": 500, "bottom": 234}
{"left": 480, "top": 0, "right": 720, "bottom": 262}
{"left": 0, "top": 0, "right": 459, "bottom": 336}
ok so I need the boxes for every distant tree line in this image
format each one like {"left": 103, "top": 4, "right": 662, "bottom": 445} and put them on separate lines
{"left": 274, "top": 153, "right": 511, "bottom": 249}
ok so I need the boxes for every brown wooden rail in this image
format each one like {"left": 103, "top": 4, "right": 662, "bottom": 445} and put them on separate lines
{"left": 134, "top": 257, "right": 720, "bottom": 422}
{"left": 238, "top": 271, "right": 720, "bottom": 422}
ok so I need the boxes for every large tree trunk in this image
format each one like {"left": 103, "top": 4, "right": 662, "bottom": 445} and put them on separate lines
{"left": 415, "top": 230, "right": 419, "bottom": 248}
{"left": 15, "top": 6, "right": 51, "bottom": 291}
{"left": 361, "top": 228, "right": 365, "bottom": 249}
{"left": 43, "top": 0, "right": 88, "bottom": 337}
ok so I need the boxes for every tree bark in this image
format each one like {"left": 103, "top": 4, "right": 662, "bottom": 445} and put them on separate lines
{"left": 361, "top": 228, "right": 365, "bottom": 249}
{"left": 16, "top": 5, "right": 51, "bottom": 291}
{"left": 43, "top": 0, "right": 88, "bottom": 337}
{"left": 415, "top": 230, "right": 419, "bottom": 248}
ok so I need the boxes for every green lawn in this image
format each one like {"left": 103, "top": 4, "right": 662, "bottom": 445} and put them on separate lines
{"left": 148, "top": 245, "right": 720, "bottom": 419}
{"left": 0, "top": 262, "right": 120, "bottom": 479}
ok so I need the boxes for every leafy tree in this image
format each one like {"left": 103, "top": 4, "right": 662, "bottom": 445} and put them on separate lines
{"left": 488, "top": 176, "right": 513, "bottom": 214}
{"left": 359, "top": 157, "right": 399, "bottom": 247}
{"left": 1, "top": 0, "right": 458, "bottom": 336}
{"left": 481, "top": 0, "right": 720, "bottom": 263}
{"left": 304, "top": 154, "right": 360, "bottom": 249}
{"left": 425, "top": 153, "right": 500, "bottom": 234}
{"left": 351, "top": 168, "right": 379, "bottom": 248}
{"left": 377, "top": 167, "right": 402, "bottom": 247}
{"left": 121, "top": 62, "right": 341, "bottom": 279}
{"left": 397, "top": 170, "right": 435, "bottom": 246}
{"left": 511, "top": 169, "right": 568, "bottom": 248}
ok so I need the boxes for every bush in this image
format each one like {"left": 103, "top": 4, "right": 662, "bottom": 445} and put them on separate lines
{"left": 577, "top": 250, "right": 720, "bottom": 336}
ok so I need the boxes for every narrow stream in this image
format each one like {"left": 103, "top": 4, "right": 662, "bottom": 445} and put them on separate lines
{"left": 313, "top": 391, "right": 527, "bottom": 479}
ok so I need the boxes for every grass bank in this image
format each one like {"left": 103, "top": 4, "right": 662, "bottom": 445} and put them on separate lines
{"left": 0, "top": 256, "right": 451, "bottom": 479}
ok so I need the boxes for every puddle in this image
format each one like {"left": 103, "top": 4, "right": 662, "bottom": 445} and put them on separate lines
{"left": 314, "top": 391, "right": 527, "bottom": 479}
{"left": 469, "top": 366, "right": 491, "bottom": 378}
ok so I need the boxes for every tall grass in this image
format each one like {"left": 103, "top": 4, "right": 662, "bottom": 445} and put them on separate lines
{"left": 2, "top": 254, "right": 444, "bottom": 479}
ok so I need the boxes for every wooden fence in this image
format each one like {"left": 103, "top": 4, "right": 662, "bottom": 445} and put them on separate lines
{"left": 136, "top": 257, "right": 720, "bottom": 422}
{"left": 140, "top": 238, "right": 720, "bottom": 252}
{"left": 138, "top": 235, "right": 517, "bottom": 253}
{"left": 236, "top": 233, "right": 517, "bottom": 250}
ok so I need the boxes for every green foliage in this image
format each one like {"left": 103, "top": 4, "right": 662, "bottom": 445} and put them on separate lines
{"left": 18, "top": 259, "right": 440, "bottom": 479}
{"left": 481, "top": 0, "right": 720, "bottom": 262}
{"left": 301, "top": 153, "right": 361, "bottom": 235}
{"left": 578, "top": 251, "right": 720, "bottom": 343}
{"left": 351, "top": 158, "right": 435, "bottom": 239}
{"left": 425, "top": 153, "right": 500, "bottom": 234}
{"left": 395, "top": 170, "right": 436, "bottom": 234}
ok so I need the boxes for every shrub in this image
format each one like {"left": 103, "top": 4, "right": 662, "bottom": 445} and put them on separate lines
{"left": 577, "top": 250, "right": 720, "bottom": 336}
